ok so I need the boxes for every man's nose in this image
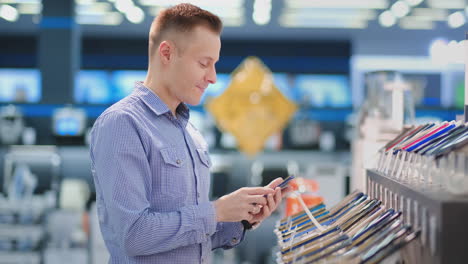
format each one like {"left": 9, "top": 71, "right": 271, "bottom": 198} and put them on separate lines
{"left": 206, "top": 65, "right": 217, "bottom": 84}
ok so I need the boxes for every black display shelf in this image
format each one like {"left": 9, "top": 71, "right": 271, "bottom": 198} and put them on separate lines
{"left": 366, "top": 169, "right": 468, "bottom": 264}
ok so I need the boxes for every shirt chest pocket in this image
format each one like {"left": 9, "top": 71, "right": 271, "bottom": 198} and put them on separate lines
{"left": 196, "top": 148, "right": 212, "bottom": 198}
{"left": 159, "top": 147, "right": 189, "bottom": 202}
{"left": 196, "top": 148, "right": 211, "bottom": 168}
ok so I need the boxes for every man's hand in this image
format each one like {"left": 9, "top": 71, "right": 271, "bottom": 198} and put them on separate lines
{"left": 213, "top": 187, "right": 275, "bottom": 222}
{"left": 249, "top": 177, "right": 292, "bottom": 226}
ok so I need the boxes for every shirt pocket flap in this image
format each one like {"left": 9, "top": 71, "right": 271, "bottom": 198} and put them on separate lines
{"left": 196, "top": 148, "right": 212, "bottom": 168}
{"left": 160, "top": 147, "right": 185, "bottom": 167}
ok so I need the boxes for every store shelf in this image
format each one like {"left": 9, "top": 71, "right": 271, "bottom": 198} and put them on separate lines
{"left": 366, "top": 169, "right": 468, "bottom": 264}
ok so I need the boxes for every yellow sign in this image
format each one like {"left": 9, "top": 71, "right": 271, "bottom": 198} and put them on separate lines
{"left": 206, "top": 57, "right": 298, "bottom": 156}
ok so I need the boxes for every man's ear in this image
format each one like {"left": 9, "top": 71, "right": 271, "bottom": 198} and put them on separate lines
{"left": 159, "top": 40, "right": 172, "bottom": 64}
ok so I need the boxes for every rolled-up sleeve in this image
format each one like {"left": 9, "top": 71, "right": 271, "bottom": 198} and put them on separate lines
{"left": 90, "top": 111, "right": 218, "bottom": 257}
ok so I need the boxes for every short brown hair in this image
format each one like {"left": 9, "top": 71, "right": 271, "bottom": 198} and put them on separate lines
{"left": 148, "top": 3, "right": 222, "bottom": 55}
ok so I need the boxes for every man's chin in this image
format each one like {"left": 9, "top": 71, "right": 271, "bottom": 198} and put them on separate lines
{"left": 185, "top": 98, "right": 202, "bottom": 106}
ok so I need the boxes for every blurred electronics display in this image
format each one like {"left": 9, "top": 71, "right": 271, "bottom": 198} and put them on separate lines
{"left": 272, "top": 73, "right": 295, "bottom": 100}
{"left": 404, "top": 73, "right": 441, "bottom": 107}
{"left": 74, "top": 70, "right": 112, "bottom": 104}
{"left": 0, "top": 69, "right": 41, "bottom": 103}
{"left": 52, "top": 107, "right": 87, "bottom": 136}
{"left": 111, "top": 70, "right": 147, "bottom": 101}
{"left": 288, "top": 119, "right": 320, "bottom": 147}
{"left": 294, "top": 74, "right": 351, "bottom": 107}
{"left": 202, "top": 73, "right": 230, "bottom": 104}
{"left": 0, "top": 105, "right": 24, "bottom": 145}
{"left": 453, "top": 73, "right": 464, "bottom": 109}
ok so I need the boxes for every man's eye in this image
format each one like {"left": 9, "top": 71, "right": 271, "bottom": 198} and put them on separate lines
{"left": 199, "top": 62, "right": 208, "bottom": 68}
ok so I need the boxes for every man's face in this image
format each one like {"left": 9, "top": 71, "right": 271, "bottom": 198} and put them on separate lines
{"left": 167, "top": 26, "right": 220, "bottom": 106}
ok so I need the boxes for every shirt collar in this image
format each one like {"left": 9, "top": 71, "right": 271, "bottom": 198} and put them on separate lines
{"left": 134, "top": 81, "right": 190, "bottom": 121}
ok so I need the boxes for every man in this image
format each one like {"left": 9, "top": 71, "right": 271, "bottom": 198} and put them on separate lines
{"left": 90, "top": 3, "right": 286, "bottom": 263}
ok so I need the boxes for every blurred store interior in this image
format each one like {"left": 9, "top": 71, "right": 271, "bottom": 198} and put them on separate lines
{"left": 0, "top": 0, "right": 467, "bottom": 263}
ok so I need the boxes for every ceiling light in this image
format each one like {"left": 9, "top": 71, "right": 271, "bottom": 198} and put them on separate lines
{"left": 411, "top": 8, "right": 447, "bottom": 21}
{"left": 76, "top": 2, "right": 112, "bottom": 15}
{"left": 404, "top": 0, "right": 424, "bottom": 6}
{"left": 407, "top": 15, "right": 440, "bottom": 21}
{"left": 200, "top": 6, "right": 243, "bottom": 18}
{"left": 399, "top": 17, "right": 434, "bottom": 29}
{"left": 138, "top": 0, "right": 173, "bottom": 7}
{"left": 115, "top": 0, "right": 133, "bottom": 13}
{"left": 191, "top": 0, "right": 244, "bottom": 6}
{"left": 138, "top": 0, "right": 243, "bottom": 8}
{"left": 253, "top": 0, "right": 271, "bottom": 25}
{"left": 17, "top": 3, "right": 41, "bottom": 14}
{"left": 220, "top": 17, "right": 244, "bottom": 27}
{"left": 76, "top": 0, "right": 95, "bottom": 4}
{"left": 391, "top": 1, "right": 410, "bottom": 18}
{"left": 138, "top": 0, "right": 175, "bottom": 5}
{"left": 75, "top": 0, "right": 94, "bottom": 5}
{"left": 0, "top": 4, "right": 19, "bottom": 22}
{"left": 428, "top": 0, "right": 465, "bottom": 9}
{"left": 125, "top": 6, "right": 144, "bottom": 24}
{"left": 284, "top": 0, "right": 388, "bottom": 9}
{"left": 447, "top": 11, "right": 465, "bottom": 28}
{"left": 252, "top": 10, "right": 270, "bottom": 25}
{"left": 0, "top": 0, "right": 39, "bottom": 3}
{"left": 283, "top": 9, "right": 376, "bottom": 21}
{"left": 77, "top": 12, "right": 123, "bottom": 25}
{"left": 280, "top": 16, "right": 368, "bottom": 29}
{"left": 148, "top": 6, "right": 165, "bottom": 16}
{"left": 379, "top": 10, "right": 396, "bottom": 27}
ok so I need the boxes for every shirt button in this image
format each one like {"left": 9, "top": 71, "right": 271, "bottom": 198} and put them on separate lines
{"left": 197, "top": 193, "right": 200, "bottom": 198}
{"left": 176, "top": 159, "right": 181, "bottom": 164}
{"left": 231, "top": 237, "right": 238, "bottom": 244}
{"left": 205, "top": 233, "right": 210, "bottom": 237}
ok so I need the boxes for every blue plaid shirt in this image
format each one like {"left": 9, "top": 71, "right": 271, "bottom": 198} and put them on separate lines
{"left": 90, "top": 82, "right": 244, "bottom": 264}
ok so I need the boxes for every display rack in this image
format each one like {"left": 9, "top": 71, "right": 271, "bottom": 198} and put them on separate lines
{"left": 465, "top": 32, "right": 468, "bottom": 122}
{"left": 367, "top": 169, "right": 468, "bottom": 264}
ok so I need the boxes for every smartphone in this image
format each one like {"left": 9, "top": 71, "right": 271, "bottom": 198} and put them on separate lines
{"left": 277, "top": 175, "right": 295, "bottom": 190}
